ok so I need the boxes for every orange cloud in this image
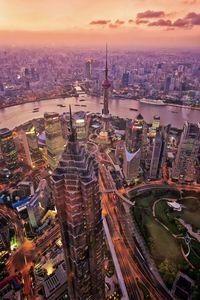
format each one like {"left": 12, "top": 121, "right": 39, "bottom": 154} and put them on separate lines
{"left": 115, "top": 19, "right": 125, "bottom": 25}
{"left": 90, "top": 20, "right": 110, "bottom": 25}
{"left": 109, "top": 23, "right": 118, "bottom": 29}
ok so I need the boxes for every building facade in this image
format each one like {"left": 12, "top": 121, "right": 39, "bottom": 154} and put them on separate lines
{"left": 0, "top": 128, "right": 18, "bottom": 169}
{"left": 149, "top": 128, "right": 163, "bottom": 179}
{"left": 20, "top": 125, "right": 43, "bottom": 168}
{"left": 51, "top": 112, "right": 105, "bottom": 300}
{"left": 172, "top": 122, "right": 200, "bottom": 182}
{"left": 44, "top": 112, "right": 64, "bottom": 170}
{"left": 123, "top": 119, "right": 143, "bottom": 180}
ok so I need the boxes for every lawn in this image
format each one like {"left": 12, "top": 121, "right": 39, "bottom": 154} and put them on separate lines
{"left": 177, "top": 197, "right": 200, "bottom": 229}
{"left": 155, "top": 201, "right": 181, "bottom": 235}
{"left": 145, "top": 215, "right": 183, "bottom": 264}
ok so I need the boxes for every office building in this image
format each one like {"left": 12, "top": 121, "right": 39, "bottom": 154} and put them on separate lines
{"left": 172, "top": 122, "right": 200, "bottom": 182}
{"left": 85, "top": 59, "right": 92, "bottom": 79}
{"left": 135, "top": 114, "right": 148, "bottom": 161}
{"left": 20, "top": 125, "right": 42, "bottom": 168}
{"left": 149, "top": 128, "right": 163, "bottom": 179}
{"left": 123, "top": 119, "right": 142, "bottom": 180}
{"left": 17, "top": 181, "right": 34, "bottom": 198}
{"left": 122, "top": 71, "right": 129, "bottom": 87}
{"left": 51, "top": 107, "right": 105, "bottom": 300}
{"left": 72, "top": 111, "right": 87, "bottom": 141}
{"left": 125, "top": 120, "right": 143, "bottom": 153}
{"left": 44, "top": 112, "right": 64, "bottom": 170}
{"left": 123, "top": 146, "right": 141, "bottom": 180}
{"left": 27, "top": 179, "right": 50, "bottom": 228}
{"left": 0, "top": 128, "right": 18, "bottom": 169}
{"left": 150, "top": 115, "right": 160, "bottom": 137}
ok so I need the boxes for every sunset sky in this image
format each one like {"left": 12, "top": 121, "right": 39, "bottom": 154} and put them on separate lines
{"left": 0, "top": 0, "right": 200, "bottom": 48}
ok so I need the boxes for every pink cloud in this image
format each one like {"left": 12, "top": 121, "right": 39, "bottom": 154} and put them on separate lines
{"left": 136, "top": 19, "right": 149, "bottom": 25}
{"left": 137, "top": 10, "right": 166, "bottom": 19}
{"left": 148, "top": 19, "right": 172, "bottom": 27}
{"left": 90, "top": 20, "right": 110, "bottom": 25}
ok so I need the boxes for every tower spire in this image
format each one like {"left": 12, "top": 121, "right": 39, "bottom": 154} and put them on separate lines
{"left": 105, "top": 44, "right": 108, "bottom": 80}
{"left": 69, "top": 105, "right": 76, "bottom": 142}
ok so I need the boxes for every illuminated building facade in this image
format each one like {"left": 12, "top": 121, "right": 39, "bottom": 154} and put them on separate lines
{"left": 72, "top": 111, "right": 87, "bottom": 141}
{"left": 125, "top": 119, "right": 143, "bottom": 153}
{"left": 172, "top": 122, "right": 200, "bottom": 182}
{"left": 149, "top": 128, "right": 163, "bottom": 179}
{"left": 135, "top": 113, "right": 148, "bottom": 161}
{"left": 123, "top": 146, "right": 141, "bottom": 180}
{"left": 27, "top": 179, "right": 49, "bottom": 228}
{"left": 123, "top": 119, "right": 143, "bottom": 180}
{"left": 21, "top": 125, "right": 42, "bottom": 168}
{"left": 0, "top": 128, "right": 18, "bottom": 169}
{"left": 150, "top": 115, "right": 160, "bottom": 136}
{"left": 44, "top": 112, "right": 64, "bottom": 170}
{"left": 51, "top": 107, "right": 105, "bottom": 300}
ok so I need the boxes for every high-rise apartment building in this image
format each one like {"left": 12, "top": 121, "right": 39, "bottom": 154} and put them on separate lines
{"left": 0, "top": 128, "right": 18, "bottom": 169}
{"left": 51, "top": 108, "right": 105, "bottom": 300}
{"left": 20, "top": 125, "right": 42, "bottom": 168}
{"left": 172, "top": 122, "right": 200, "bottom": 182}
{"left": 149, "top": 128, "right": 163, "bottom": 179}
{"left": 44, "top": 112, "right": 64, "bottom": 170}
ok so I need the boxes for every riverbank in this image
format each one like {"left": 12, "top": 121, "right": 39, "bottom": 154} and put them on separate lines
{"left": 165, "top": 102, "right": 200, "bottom": 111}
{"left": 0, "top": 94, "right": 73, "bottom": 110}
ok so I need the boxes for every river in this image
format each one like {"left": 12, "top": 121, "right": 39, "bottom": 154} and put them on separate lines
{"left": 0, "top": 96, "right": 199, "bottom": 129}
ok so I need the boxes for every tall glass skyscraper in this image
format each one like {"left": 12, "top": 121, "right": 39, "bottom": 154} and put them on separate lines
{"left": 0, "top": 128, "right": 18, "bottom": 169}
{"left": 51, "top": 108, "right": 105, "bottom": 299}
{"left": 44, "top": 112, "right": 64, "bottom": 170}
{"left": 172, "top": 122, "right": 200, "bottom": 182}
{"left": 21, "top": 125, "right": 42, "bottom": 168}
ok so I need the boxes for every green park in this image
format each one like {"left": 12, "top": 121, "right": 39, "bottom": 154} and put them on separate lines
{"left": 130, "top": 188, "right": 200, "bottom": 290}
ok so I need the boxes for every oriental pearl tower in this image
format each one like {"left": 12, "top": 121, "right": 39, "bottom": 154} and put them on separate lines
{"left": 102, "top": 45, "right": 111, "bottom": 132}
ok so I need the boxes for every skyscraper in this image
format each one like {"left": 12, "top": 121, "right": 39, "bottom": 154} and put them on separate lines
{"left": 150, "top": 115, "right": 160, "bottom": 137}
{"left": 0, "top": 128, "right": 18, "bottom": 169}
{"left": 126, "top": 119, "right": 143, "bottom": 153}
{"left": 51, "top": 107, "right": 105, "bottom": 300}
{"left": 44, "top": 112, "right": 64, "bottom": 170}
{"left": 20, "top": 125, "right": 43, "bottom": 168}
{"left": 135, "top": 113, "right": 148, "bottom": 161}
{"left": 102, "top": 45, "right": 111, "bottom": 132}
{"left": 123, "top": 120, "right": 143, "bottom": 180}
{"left": 85, "top": 59, "right": 92, "bottom": 79}
{"left": 149, "top": 128, "right": 163, "bottom": 179}
{"left": 122, "top": 71, "right": 129, "bottom": 87}
{"left": 172, "top": 122, "right": 200, "bottom": 182}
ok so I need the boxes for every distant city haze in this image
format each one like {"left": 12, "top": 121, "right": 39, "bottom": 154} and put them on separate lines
{"left": 0, "top": 0, "right": 200, "bottom": 48}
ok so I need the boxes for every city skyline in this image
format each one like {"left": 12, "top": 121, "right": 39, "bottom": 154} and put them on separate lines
{"left": 0, "top": 0, "right": 200, "bottom": 48}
